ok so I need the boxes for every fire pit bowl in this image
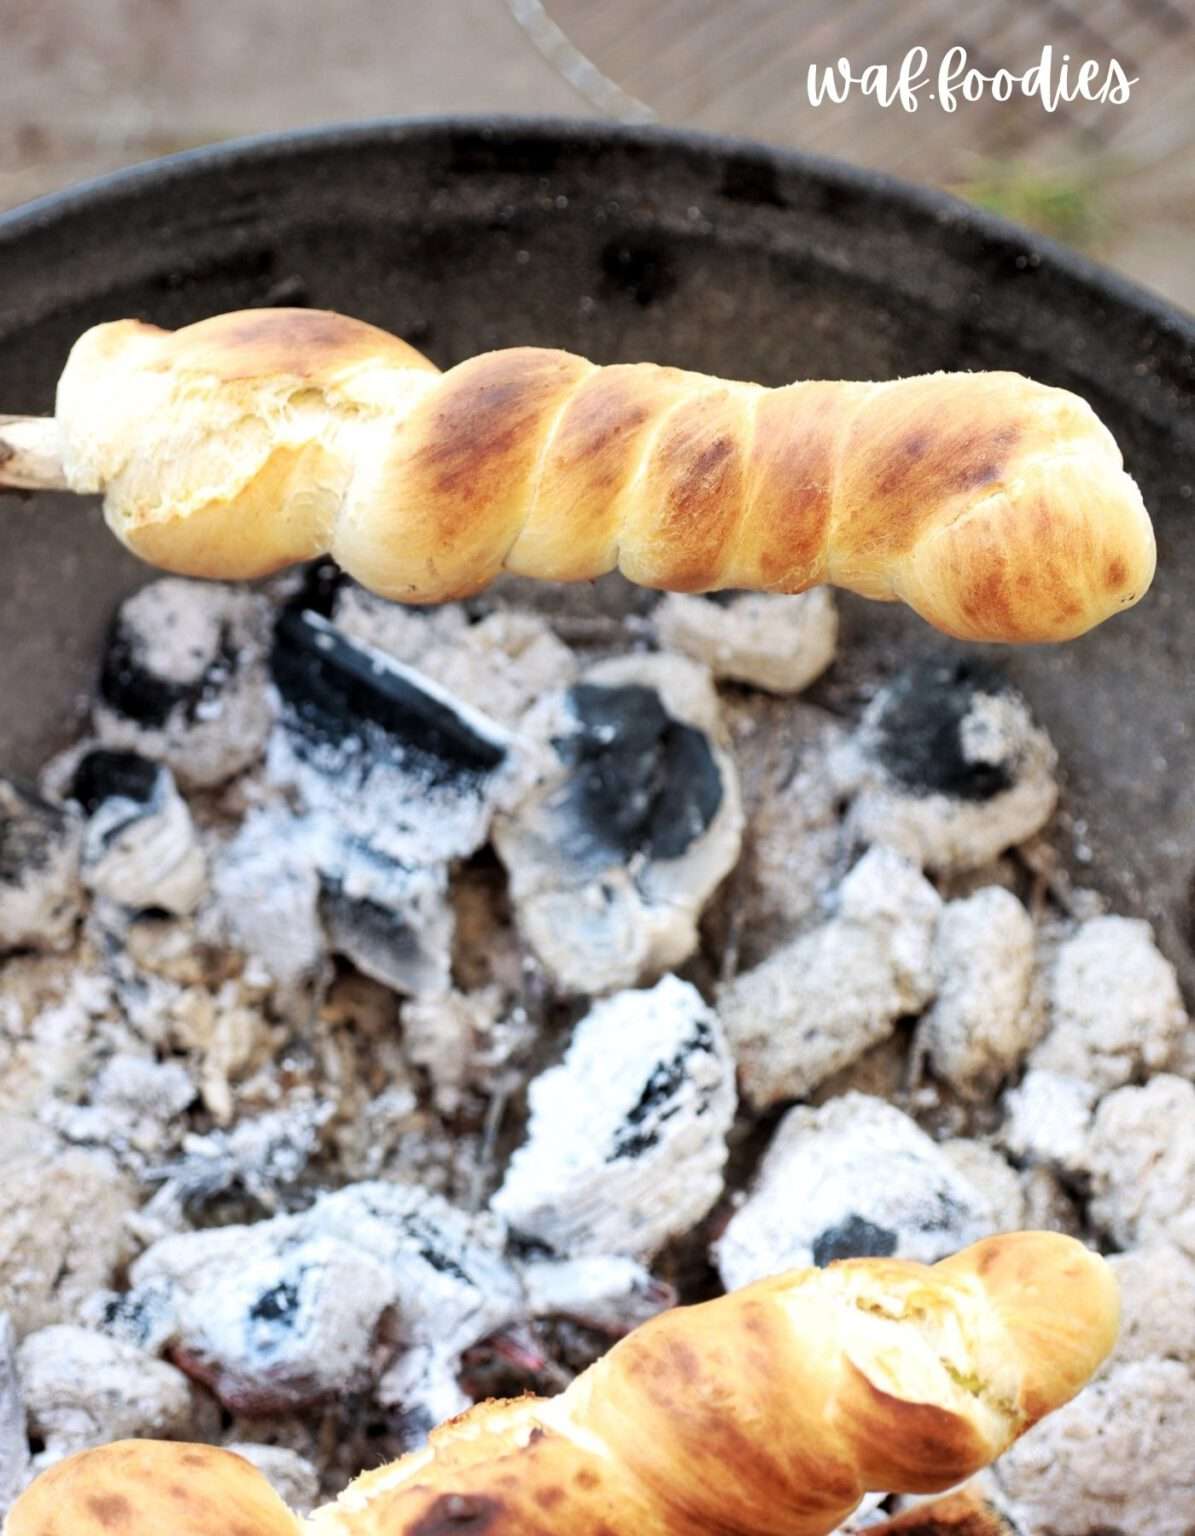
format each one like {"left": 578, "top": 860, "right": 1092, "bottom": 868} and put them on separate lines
{"left": 1, "top": 114, "right": 1193, "bottom": 992}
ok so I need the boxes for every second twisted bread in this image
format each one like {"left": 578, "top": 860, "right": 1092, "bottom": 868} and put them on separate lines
{"left": 5, "top": 1232, "right": 1117, "bottom": 1536}
{"left": 54, "top": 308, "right": 1155, "bottom": 644}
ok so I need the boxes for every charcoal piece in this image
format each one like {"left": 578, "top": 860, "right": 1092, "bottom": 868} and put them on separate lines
{"left": 714, "top": 1093, "right": 995, "bottom": 1290}
{"left": 0, "top": 777, "right": 82, "bottom": 952}
{"left": 18, "top": 1326, "right": 198, "bottom": 1466}
{"left": 271, "top": 609, "right": 505, "bottom": 784}
{"left": 93, "top": 579, "right": 273, "bottom": 788}
{"left": 69, "top": 750, "right": 206, "bottom": 916}
{"left": 718, "top": 846, "right": 941, "bottom": 1109}
{"left": 69, "top": 749, "right": 159, "bottom": 816}
{"left": 493, "top": 653, "right": 743, "bottom": 995}
{"left": 319, "top": 845, "right": 453, "bottom": 998}
{"left": 492, "top": 976, "right": 736, "bottom": 1259}
{"left": 213, "top": 807, "right": 326, "bottom": 990}
{"left": 653, "top": 587, "right": 838, "bottom": 694}
{"left": 833, "top": 660, "right": 1058, "bottom": 873}
{"left": 559, "top": 682, "right": 722, "bottom": 864}
{"left": 127, "top": 1224, "right": 397, "bottom": 1414}
{"left": 268, "top": 610, "right": 516, "bottom": 870}
{"left": 100, "top": 608, "right": 239, "bottom": 731}
{"left": 865, "top": 659, "right": 1015, "bottom": 802}
{"left": 811, "top": 1215, "right": 899, "bottom": 1268}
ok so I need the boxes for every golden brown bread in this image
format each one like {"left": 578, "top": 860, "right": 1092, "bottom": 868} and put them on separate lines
{"left": 867, "top": 1483, "right": 1018, "bottom": 1535}
{"left": 51, "top": 308, "right": 1155, "bottom": 644}
{"left": 4, "top": 1232, "right": 1117, "bottom": 1536}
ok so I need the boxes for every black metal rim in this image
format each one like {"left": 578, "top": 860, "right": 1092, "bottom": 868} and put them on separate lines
{"left": 1, "top": 113, "right": 1192, "bottom": 343}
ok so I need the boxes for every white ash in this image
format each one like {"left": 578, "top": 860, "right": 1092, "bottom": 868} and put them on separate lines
{"left": 916, "top": 888, "right": 1039, "bottom": 1100}
{"left": 999, "top": 1068, "right": 1096, "bottom": 1177}
{"left": 1087, "top": 1075, "right": 1195, "bottom": 1248}
{"left": 832, "top": 660, "right": 1058, "bottom": 873}
{"left": 0, "top": 955, "right": 121, "bottom": 1119}
{"left": 213, "top": 807, "right": 326, "bottom": 990}
{"left": 493, "top": 977, "right": 736, "bottom": 1260}
{"left": 721, "top": 697, "right": 849, "bottom": 962}
{"left": 715, "top": 1094, "right": 995, "bottom": 1291}
{"left": 993, "top": 1358, "right": 1195, "bottom": 1536}
{"left": 127, "top": 1222, "right": 399, "bottom": 1415}
{"left": 493, "top": 653, "right": 743, "bottom": 995}
{"left": 225, "top": 1442, "right": 322, "bottom": 1516}
{"left": 515, "top": 1254, "right": 672, "bottom": 1336}
{"left": 1107, "top": 1243, "right": 1195, "bottom": 1369}
{"left": 653, "top": 588, "right": 838, "bottom": 694}
{"left": 334, "top": 586, "right": 470, "bottom": 661}
{"left": 17, "top": 1325, "right": 201, "bottom": 1469}
{"left": 0, "top": 1316, "right": 28, "bottom": 1519}
{"left": 401, "top": 988, "right": 535, "bottom": 1117}
{"left": 1028, "top": 914, "right": 1189, "bottom": 1094}
{"left": 0, "top": 1121, "right": 137, "bottom": 1335}
{"left": 45, "top": 1052, "right": 196, "bottom": 1163}
{"left": 69, "top": 750, "right": 207, "bottom": 918}
{"left": 87, "top": 965, "right": 280, "bottom": 1128}
{"left": 143, "top": 1097, "right": 330, "bottom": 1215}
{"left": 337, "top": 587, "right": 578, "bottom": 729}
{"left": 93, "top": 579, "right": 274, "bottom": 789}
{"left": 0, "top": 780, "right": 82, "bottom": 954}
{"left": 719, "top": 847, "right": 940, "bottom": 1109}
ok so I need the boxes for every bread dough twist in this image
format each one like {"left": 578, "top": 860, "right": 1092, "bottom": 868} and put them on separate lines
{"left": 5, "top": 1232, "right": 1118, "bottom": 1536}
{"left": 54, "top": 309, "right": 1155, "bottom": 644}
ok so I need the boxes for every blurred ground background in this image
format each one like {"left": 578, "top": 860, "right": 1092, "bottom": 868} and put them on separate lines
{"left": 1, "top": 0, "right": 1192, "bottom": 310}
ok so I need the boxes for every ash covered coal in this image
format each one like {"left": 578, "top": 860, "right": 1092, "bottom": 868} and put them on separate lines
{"left": 494, "top": 653, "right": 743, "bottom": 994}
{"left": 2, "top": 571, "right": 1192, "bottom": 1532}
{"left": 492, "top": 976, "right": 736, "bottom": 1259}
{"left": 69, "top": 749, "right": 207, "bottom": 918}
{"left": 0, "top": 779, "right": 82, "bottom": 953}
{"left": 94, "top": 579, "right": 274, "bottom": 788}
{"left": 833, "top": 658, "right": 1058, "bottom": 872}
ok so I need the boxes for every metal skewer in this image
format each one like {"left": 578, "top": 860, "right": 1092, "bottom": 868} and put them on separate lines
{"left": 0, "top": 416, "right": 68, "bottom": 491}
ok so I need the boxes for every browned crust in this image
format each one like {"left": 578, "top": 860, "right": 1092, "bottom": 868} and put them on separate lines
{"left": 3, "top": 1440, "right": 300, "bottom": 1536}
{"left": 868, "top": 1484, "right": 1019, "bottom": 1535}
{"left": 152, "top": 308, "right": 438, "bottom": 381}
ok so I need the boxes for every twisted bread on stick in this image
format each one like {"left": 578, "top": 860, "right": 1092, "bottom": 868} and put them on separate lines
{"left": 40, "top": 308, "right": 1153, "bottom": 644}
{"left": 5, "top": 1232, "right": 1117, "bottom": 1536}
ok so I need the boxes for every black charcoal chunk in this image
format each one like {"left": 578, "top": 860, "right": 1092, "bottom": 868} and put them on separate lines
{"left": 69, "top": 749, "right": 159, "bottom": 817}
{"left": 811, "top": 1214, "right": 899, "bottom": 1267}
{"left": 715, "top": 1094, "right": 996, "bottom": 1290}
{"left": 100, "top": 610, "right": 240, "bottom": 731}
{"left": 67, "top": 750, "right": 206, "bottom": 916}
{"left": 558, "top": 682, "right": 723, "bottom": 864}
{"left": 492, "top": 654, "right": 742, "bottom": 995}
{"left": 318, "top": 845, "right": 452, "bottom": 997}
{"left": 271, "top": 609, "right": 505, "bottom": 788}
{"left": 866, "top": 659, "right": 1014, "bottom": 801}
{"left": 93, "top": 580, "right": 273, "bottom": 787}
{"left": 268, "top": 610, "right": 516, "bottom": 875}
